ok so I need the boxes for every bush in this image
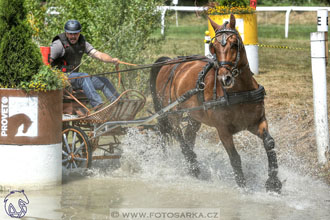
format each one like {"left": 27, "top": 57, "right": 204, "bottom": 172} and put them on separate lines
{"left": 0, "top": 0, "right": 42, "bottom": 88}
{"left": 20, "top": 65, "right": 68, "bottom": 92}
{"left": 215, "top": 0, "right": 249, "bottom": 7}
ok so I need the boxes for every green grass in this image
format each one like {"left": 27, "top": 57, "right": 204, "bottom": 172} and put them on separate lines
{"left": 153, "top": 12, "right": 317, "bottom": 41}
{"left": 258, "top": 24, "right": 317, "bottom": 40}
{"left": 156, "top": 21, "right": 316, "bottom": 41}
{"left": 165, "top": 25, "right": 207, "bottom": 39}
{"left": 149, "top": 18, "right": 315, "bottom": 60}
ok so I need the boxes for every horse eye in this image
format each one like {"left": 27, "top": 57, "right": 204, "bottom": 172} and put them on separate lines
{"left": 230, "top": 43, "right": 238, "bottom": 49}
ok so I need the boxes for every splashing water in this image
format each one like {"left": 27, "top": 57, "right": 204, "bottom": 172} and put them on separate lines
{"left": 2, "top": 113, "right": 329, "bottom": 220}
{"left": 78, "top": 126, "right": 329, "bottom": 219}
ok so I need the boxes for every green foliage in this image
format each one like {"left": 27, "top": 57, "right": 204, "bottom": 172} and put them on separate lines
{"left": 0, "top": 0, "right": 42, "bottom": 88}
{"left": 25, "top": 0, "right": 163, "bottom": 92}
{"left": 258, "top": 0, "right": 328, "bottom": 6}
{"left": 214, "top": 0, "right": 249, "bottom": 7}
{"left": 88, "top": 0, "right": 162, "bottom": 89}
{"left": 19, "top": 65, "right": 68, "bottom": 91}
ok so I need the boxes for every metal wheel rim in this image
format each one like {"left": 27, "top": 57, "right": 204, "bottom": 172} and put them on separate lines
{"left": 62, "top": 127, "right": 90, "bottom": 170}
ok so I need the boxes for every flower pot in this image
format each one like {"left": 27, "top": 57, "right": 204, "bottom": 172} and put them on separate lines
{"left": 0, "top": 89, "right": 63, "bottom": 191}
{"left": 208, "top": 13, "right": 258, "bottom": 44}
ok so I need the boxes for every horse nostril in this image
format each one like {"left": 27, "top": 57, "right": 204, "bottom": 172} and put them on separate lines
{"left": 222, "top": 75, "right": 233, "bottom": 86}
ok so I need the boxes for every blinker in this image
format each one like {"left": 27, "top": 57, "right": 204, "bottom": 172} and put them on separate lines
{"left": 232, "top": 68, "right": 240, "bottom": 77}
{"left": 220, "top": 34, "right": 227, "bottom": 46}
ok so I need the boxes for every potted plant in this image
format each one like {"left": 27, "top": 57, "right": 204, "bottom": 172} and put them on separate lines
{"left": 206, "top": 0, "right": 259, "bottom": 74}
{"left": 0, "top": 0, "right": 65, "bottom": 190}
{"left": 206, "top": 0, "right": 257, "bottom": 45}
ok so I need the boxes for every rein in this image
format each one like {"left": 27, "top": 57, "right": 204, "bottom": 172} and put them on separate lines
{"left": 68, "top": 55, "right": 208, "bottom": 80}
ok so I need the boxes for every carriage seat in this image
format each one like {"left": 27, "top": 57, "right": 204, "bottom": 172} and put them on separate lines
{"left": 63, "top": 89, "right": 89, "bottom": 115}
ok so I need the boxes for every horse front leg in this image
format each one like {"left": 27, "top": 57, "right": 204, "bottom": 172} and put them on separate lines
{"left": 252, "top": 120, "right": 282, "bottom": 193}
{"left": 218, "top": 130, "right": 246, "bottom": 188}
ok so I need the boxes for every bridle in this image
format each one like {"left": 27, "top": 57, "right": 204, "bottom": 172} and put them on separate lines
{"left": 210, "top": 23, "right": 243, "bottom": 78}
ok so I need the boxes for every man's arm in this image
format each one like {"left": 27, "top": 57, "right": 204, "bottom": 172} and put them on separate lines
{"left": 88, "top": 49, "right": 119, "bottom": 64}
{"left": 49, "top": 39, "right": 65, "bottom": 64}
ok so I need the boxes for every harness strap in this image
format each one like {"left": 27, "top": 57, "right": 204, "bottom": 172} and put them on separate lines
{"left": 196, "top": 60, "right": 215, "bottom": 103}
{"left": 213, "top": 67, "right": 217, "bottom": 100}
{"left": 164, "top": 85, "right": 266, "bottom": 116}
{"left": 161, "top": 62, "right": 182, "bottom": 104}
{"left": 221, "top": 84, "right": 265, "bottom": 105}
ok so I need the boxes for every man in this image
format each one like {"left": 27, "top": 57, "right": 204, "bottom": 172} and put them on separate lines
{"left": 50, "top": 19, "right": 120, "bottom": 111}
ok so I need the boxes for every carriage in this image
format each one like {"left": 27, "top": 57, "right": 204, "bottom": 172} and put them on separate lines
{"left": 61, "top": 89, "right": 147, "bottom": 169}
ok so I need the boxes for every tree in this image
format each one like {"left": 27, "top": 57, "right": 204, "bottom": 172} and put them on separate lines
{"left": 0, "top": 0, "right": 42, "bottom": 88}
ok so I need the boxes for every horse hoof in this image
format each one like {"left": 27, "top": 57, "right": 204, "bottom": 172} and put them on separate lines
{"left": 188, "top": 163, "right": 200, "bottom": 178}
{"left": 265, "top": 176, "right": 282, "bottom": 194}
{"left": 235, "top": 176, "right": 246, "bottom": 188}
{"left": 190, "top": 166, "right": 200, "bottom": 178}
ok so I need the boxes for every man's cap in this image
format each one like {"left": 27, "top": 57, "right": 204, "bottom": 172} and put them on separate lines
{"left": 64, "top": 20, "right": 82, "bottom": 33}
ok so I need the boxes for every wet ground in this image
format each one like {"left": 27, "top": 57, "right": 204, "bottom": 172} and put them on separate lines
{"left": 1, "top": 126, "right": 329, "bottom": 220}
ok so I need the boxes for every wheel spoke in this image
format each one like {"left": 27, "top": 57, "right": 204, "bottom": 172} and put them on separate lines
{"left": 63, "top": 133, "right": 71, "bottom": 153}
{"left": 65, "top": 162, "right": 70, "bottom": 169}
{"left": 73, "top": 143, "right": 85, "bottom": 155}
{"left": 72, "top": 132, "right": 77, "bottom": 148}
{"left": 62, "top": 158, "right": 69, "bottom": 163}
{"left": 75, "top": 157, "right": 87, "bottom": 161}
{"left": 62, "top": 150, "right": 69, "bottom": 156}
{"left": 73, "top": 161, "right": 78, "bottom": 169}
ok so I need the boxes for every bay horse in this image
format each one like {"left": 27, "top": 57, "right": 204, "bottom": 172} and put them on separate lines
{"left": 150, "top": 14, "right": 282, "bottom": 193}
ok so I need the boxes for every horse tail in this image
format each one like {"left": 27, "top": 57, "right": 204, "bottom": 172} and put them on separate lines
{"left": 150, "top": 56, "right": 173, "bottom": 138}
{"left": 150, "top": 56, "right": 171, "bottom": 112}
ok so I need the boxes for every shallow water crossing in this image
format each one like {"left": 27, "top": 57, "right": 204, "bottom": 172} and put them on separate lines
{"left": 1, "top": 128, "right": 329, "bottom": 220}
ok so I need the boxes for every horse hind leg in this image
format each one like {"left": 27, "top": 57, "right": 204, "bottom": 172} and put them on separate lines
{"left": 157, "top": 116, "right": 173, "bottom": 154}
{"left": 174, "top": 125, "right": 200, "bottom": 178}
{"left": 250, "top": 120, "right": 282, "bottom": 193}
{"left": 184, "top": 117, "right": 201, "bottom": 150}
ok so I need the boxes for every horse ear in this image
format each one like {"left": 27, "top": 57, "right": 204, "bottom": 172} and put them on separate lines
{"left": 229, "top": 13, "right": 236, "bottom": 29}
{"left": 208, "top": 17, "right": 221, "bottom": 32}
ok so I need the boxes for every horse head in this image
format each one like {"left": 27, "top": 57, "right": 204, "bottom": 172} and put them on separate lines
{"left": 22, "top": 117, "right": 32, "bottom": 133}
{"left": 208, "top": 14, "right": 248, "bottom": 88}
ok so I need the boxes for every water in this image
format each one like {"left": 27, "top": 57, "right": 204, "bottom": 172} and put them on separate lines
{"left": 1, "top": 127, "right": 329, "bottom": 220}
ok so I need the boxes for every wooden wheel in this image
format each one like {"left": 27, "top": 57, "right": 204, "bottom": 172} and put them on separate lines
{"left": 62, "top": 126, "right": 92, "bottom": 170}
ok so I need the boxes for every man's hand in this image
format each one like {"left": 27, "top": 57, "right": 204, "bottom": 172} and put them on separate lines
{"left": 90, "top": 49, "right": 119, "bottom": 64}
{"left": 111, "top": 58, "right": 119, "bottom": 64}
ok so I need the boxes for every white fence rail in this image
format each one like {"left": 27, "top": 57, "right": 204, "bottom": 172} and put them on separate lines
{"left": 157, "top": 6, "right": 330, "bottom": 38}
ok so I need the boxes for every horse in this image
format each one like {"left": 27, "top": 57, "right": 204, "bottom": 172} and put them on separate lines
{"left": 150, "top": 14, "right": 282, "bottom": 193}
